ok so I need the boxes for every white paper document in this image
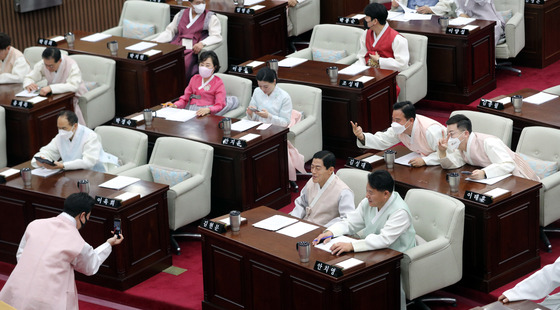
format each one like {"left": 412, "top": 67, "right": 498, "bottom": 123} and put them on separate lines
{"left": 250, "top": 4, "right": 265, "bottom": 10}
{"left": 449, "top": 17, "right": 475, "bottom": 26}
{"left": 315, "top": 236, "right": 357, "bottom": 253}
{"left": 496, "top": 97, "right": 511, "bottom": 104}
{"left": 403, "top": 12, "right": 432, "bottom": 20}
{"left": 126, "top": 42, "right": 157, "bottom": 51}
{"left": 396, "top": 0, "right": 415, "bottom": 14}
{"left": 352, "top": 14, "right": 366, "bottom": 19}
{"left": 0, "top": 168, "right": 20, "bottom": 178}
{"left": 252, "top": 215, "right": 299, "bottom": 231}
{"left": 335, "top": 258, "right": 364, "bottom": 270}
{"left": 339, "top": 65, "right": 369, "bottom": 76}
{"left": 257, "top": 123, "right": 272, "bottom": 130}
{"left": 388, "top": 12, "right": 406, "bottom": 21}
{"left": 15, "top": 89, "right": 39, "bottom": 97}
{"left": 231, "top": 119, "right": 261, "bottom": 132}
{"left": 246, "top": 60, "right": 265, "bottom": 68}
{"left": 462, "top": 25, "right": 479, "bottom": 31}
{"left": 50, "top": 36, "right": 65, "bottom": 42}
{"left": 355, "top": 76, "right": 375, "bottom": 83}
{"left": 484, "top": 187, "right": 510, "bottom": 198}
{"left": 243, "top": 0, "right": 264, "bottom": 5}
{"left": 276, "top": 221, "right": 319, "bottom": 238}
{"left": 524, "top": 92, "right": 559, "bottom": 105}
{"left": 156, "top": 107, "right": 197, "bottom": 122}
{"left": 239, "top": 133, "right": 260, "bottom": 142}
{"left": 99, "top": 175, "right": 140, "bottom": 190}
{"left": 466, "top": 174, "right": 511, "bottom": 185}
{"left": 143, "top": 49, "right": 162, "bottom": 56}
{"left": 81, "top": 33, "right": 112, "bottom": 42}
{"left": 362, "top": 154, "right": 383, "bottom": 164}
{"left": 115, "top": 192, "right": 141, "bottom": 201}
{"left": 278, "top": 57, "right": 308, "bottom": 67}
{"left": 26, "top": 96, "right": 48, "bottom": 104}
{"left": 395, "top": 152, "right": 421, "bottom": 166}
{"left": 31, "top": 167, "right": 61, "bottom": 177}
{"left": 219, "top": 216, "right": 247, "bottom": 226}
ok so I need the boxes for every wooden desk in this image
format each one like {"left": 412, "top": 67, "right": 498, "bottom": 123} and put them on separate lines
{"left": 54, "top": 30, "right": 185, "bottom": 117}
{"left": 471, "top": 300, "right": 550, "bottom": 310}
{"left": 478, "top": 88, "right": 560, "bottom": 150}
{"left": 117, "top": 108, "right": 290, "bottom": 217}
{"left": 167, "top": 0, "right": 288, "bottom": 65}
{"left": 357, "top": 145, "right": 542, "bottom": 292}
{"left": 321, "top": 0, "right": 370, "bottom": 24}
{"left": 0, "top": 84, "right": 73, "bottom": 166}
{"left": 517, "top": 0, "right": 560, "bottom": 68}
{"left": 200, "top": 206, "right": 403, "bottom": 310}
{"left": 0, "top": 167, "right": 171, "bottom": 290}
{"left": 231, "top": 55, "right": 398, "bottom": 158}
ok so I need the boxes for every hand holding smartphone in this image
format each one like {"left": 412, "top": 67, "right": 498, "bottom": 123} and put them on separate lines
{"left": 249, "top": 107, "right": 260, "bottom": 112}
{"left": 34, "top": 156, "right": 56, "bottom": 166}
{"left": 113, "top": 218, "right": 122, "bottom": 239}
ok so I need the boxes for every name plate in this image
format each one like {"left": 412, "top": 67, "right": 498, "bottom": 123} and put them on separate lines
{"left": 525, "top": 0, "right": 544, "bottom": 4}
{"left": 235, "top": 7, "right": 255, "bottom": 14}
{"left": 222, "top": 137, "right": 247, "bottom": 148}
{"left": 337, "top": 16, "right": 360, "bottom": 25}
{"left": 479, "top": 98, "right": 504, "bottom": 110}
{"left": 148, "top": 0, "right": 165, "bottom": 2}
{"left": 11, "top": 99, "right": 32, "bottom": 109}
{"left": 339, "top": 79, "right": 364, "bottom": 89}
{"left": 112, "top": 117, "right": 138, "bottom": 127}
{"left": 229, "top": 65, "right": 253, "bottom": 74}
{"left": 127, "top": 52, "right": 149, "bottom": 61}
{"left": 95, "top": 196, "right": 122, "bottom": 208}
{"left": 346, "top": 157, "right": 373, "bottom": 171}
{"left": 464, "top": 190, "right": 493, "bottom": 205}
{"left": 37, "top": 38, "right": 57, "bottom": 46}
{"left": 199, "top": 218, "right": 227, "bottom": 233}
{"left": 313, "top": 261, "right": 343, "bottom": 278}
{"left": 446, "top": 27, "right": 470, "bottom": 36}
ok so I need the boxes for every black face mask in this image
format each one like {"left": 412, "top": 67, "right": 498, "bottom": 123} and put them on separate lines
{"left": 79, "top": 214, "right": 88, "bottom": 230}
{"left": 363, "top": 20, "right": 369, "bottom": 30}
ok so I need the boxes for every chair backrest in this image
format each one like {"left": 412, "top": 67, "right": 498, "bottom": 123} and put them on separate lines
{"left": 308, "top": 24, "right": 364, "bottom": 56}
{"left": 215, "top": 73, "right": 252, "bottom": 115}
{"left": 276, "top": 83, "right": 322, "bottom": 122}
{"left": 69, "top": 54, "right": 116, "bottom": 88}
{"left": 118, "top": 0, "right": 170, "bottom": 35}
{"left": 516, "top": 126, "right": 560, "bottom": 164}
{"left": 0, "top": 106, "right": 6, "bottom": 168}
{"left": 288, "top": 0, "right": 320, "bottom": 37}
{"left": 494, "top": 0, "right": 523, "bottom": 15}
{"left": 149, "top": 137, "right": 214, "bottom": 178}
{"left": 450, "top": 110, "right": 513, "bottom": 147}
{"left": 23, "top": 47, "right": 68, "bottom": 68}
{"left": 201, "top": 13, "right": 228, "bottom": 73}
{"left": 336, "top": 168, "right": 369, "bottom": 207}
{"left": 401, "top": 33, "right": 427, "bottom": 67}
{"left": 94, "top": 126, "right": 148, "bottom": 168}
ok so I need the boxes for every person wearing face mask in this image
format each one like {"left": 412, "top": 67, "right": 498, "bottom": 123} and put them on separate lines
{"left": 31, "top": 110, "right": 116, "bottom": 172}
{"left": 0, "top": 193, "right": 124, "bottom": 310}
{"left": 0, "top": 32, "right": 31, "bottom": 84}
{"left": 153, "top": 0, "right": 222, "bottom": 82}
{"left": 438, "top": 114, "right": 538, "bottom": 181}
{"left": 351, "top": 101, "right": 446, "bottom": 167}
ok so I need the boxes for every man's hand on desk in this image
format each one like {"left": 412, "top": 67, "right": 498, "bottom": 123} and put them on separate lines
{"left": 196, "top": 107, "right": 211, "bottom": 116}
{"left": 408, "top": 157, "right": 426, "bottom": 167}
{"left": 192, "top": 42, "right": 204, "bottom": 54}
{"left": 416, "top": 5, "right": 433, "bottom": 14}
{"left": 350, "top": 121, "right": 366, "bottom": 144}
{"left": 470, "top": 169, "right": 486, "bottom": 180}
{"left": 498, "top": 294, "right": 509, "bottom": 304}
{"left": 330, "top": 242, "right": 354, "bottom": 256}
{"left": 312, "top": 230, "right": 333, "bottom": 246}
{"left": 459, "top": 13, "right": 470, "bottom": 18}
{"left": 288, "top": 0, "right": 297, "bottom": 7}
{"left": 25, "top": 83, "right": 39, "bottom": 92}
{"left": 39, "top": 86, "right": 52, "bottom": 96}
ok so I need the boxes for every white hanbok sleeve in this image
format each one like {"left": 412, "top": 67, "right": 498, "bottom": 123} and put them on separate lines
{"left": 32, "top": 136, "right": 62, "bottom": 168}
{"left": 431, "top": 0, "right": 456, "bottom": 16}
{"left": 72, "top": 242, "right": 112, "bottom": 276}
{"left": 503, "top": 256, "right": 560, "bottom": 302}
{"left": 266, "top": 93, "right": 291, "bottom": 127}
{"left": 49, "top": 62, "right": 82, "bottom": 94}
{"left": 0, "top": 56, "right": 30, "bottom": 84}
{"left": 481, "top": 138, "right": 516, "bottom": 179}
{"left": 379, "top": 34, "right": 409, "bottom": 72}
{"left": 290, "top": 182, "right": 310, "bottom": 219}
{"left": 328, "top": 198, "right": 367, "bottom": 237}
{"left": 324, "top": 189, "right": 356, "bottom": 228}
{"left": 355, "top": 31, "right": 368, "bottom": 66}
{"left": 62, "top": 132, "right": 102, "bottom": 170}
{"left": 422, "top": 124, "right": 446, "bottom": 166}
{"left": 23, "top": 61, "right": 45, "bottom": 88}
{"left": 358, "top": 128, "right": 401, "bottom": 150}
{"left": 153, "top": 10, "right": 181, "bottom": 43}
{"left": 201, "top": 14, "right": 222, "bottom": 47}
{"left": 439, "top": 149, "right": 466, "bottom": 169}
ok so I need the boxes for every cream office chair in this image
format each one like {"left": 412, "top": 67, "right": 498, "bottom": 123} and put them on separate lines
{"left": 215, "top": 73, "right": 251, "bottom": 118}
{"left": 0, "top": 106, "right": 6, "bottom": 168}
{"left": 286, "top": 24, "right": 363, "bottom": 65}
{"left": 544, "top": 85, "right": 560, "bottom": 96}
{"left": 515, "top": 126, "right": 560, "bottom": 251}
{"left": 277, "top": 83, "right": 322, "bottom": 162}
{"left": 495, "top": 0, "right": 525, "bottom": 76}
{"left": 336, "top": 168, "right": 369, "bottom": 207}
{"left": 450, "top": 110, "right": 513, "bottom": 148}
{"left": 287, "top": 0, "right": 320, "bottom": 51}
{"left": 201, "top": 14, "right": 228, "bottom": 73}
{"left": 70, "top": 55, "right": 116, "bottom": 129}
{"left": 398, "top": 33, "right": 428, "bottom": 104}
{"left": 119, "top": 137, "right": 214, "bottom": 254}
{"left": 23, "top": 47, "right": 68, "bottom": 68}
{"left": 402, "top": 189, "right": 465, "bottom": 308}
{"left": 94, "top": 126, "right": 148, "bottom": 174}
{"left": 102, "top": 0, "right": 170, "bottom": 40}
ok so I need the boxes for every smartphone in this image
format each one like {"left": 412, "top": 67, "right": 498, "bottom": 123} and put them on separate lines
{"left": 249, "top": 107, "right": 260, "bottom": 112}
{"left": 460, "top": 171, "right": 473, "bottom": 175}
{"left": 113, "top": 218, "right": 122, "bottom": 239}
{"left": 34, "top": 156, "right": 56, "bottom": 166}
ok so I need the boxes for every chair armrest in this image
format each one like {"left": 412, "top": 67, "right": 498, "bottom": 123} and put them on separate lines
{"left": 288, "top": 116, "right": 316, "bottom": 140}
{"left": 222, "top": 107, "right": 245, "bottom": 119}
{"left": 143, "top": 32, "right": 161, "bottom": 41}
{"left": 336, "top": 53, "right": 358, "bottom": 65}
{"left": 287, "top": 48, "right": 312, "bottom": 59}
{"left": 397, "top": 62, "right": 422, "bottom": 80}
{"left": 102, "top": 27, "right": 123, "bottom": 37}
{"left": 169, "top": 174, "right": 205, "bottom": 195}
{"left": 542, "top": 172, "right": 560, "bottom": 192}
{"left": 506, "top": 13, "right": 523, "bottom": 28}
{"left": 403, "top": 237, "right": 449, "bottom": 262}
{"left": 108, "top": 162, "right": 136, "bottom": 175}
{"left": 117, "top": 165, "right": 152, "bottom": 181}
{"left": 80, "top": 84, "right": 110, "bottom": 102}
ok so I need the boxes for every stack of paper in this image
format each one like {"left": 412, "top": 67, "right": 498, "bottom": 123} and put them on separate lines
{"left": 252, "top": 215, "right": 298, "bottom": 231}
{"left": 356, "top": 76, "right": 375, "bottom": 83}
{"left": 250, "top": 5, "right": 265, "bottom": 10}
{"left": 125, "top": 42, "right": 157, "bottom": 52}
{"left": 15, "top": 90, "right": 39, "bottom": 97}
{"left": 484, "top": 188, "right": 510, "bottom": 198}
{"left": 315, "top": 236, "right": 357, "bottom": 253}
{"left": 99, "top": 176, "right": 140, "bottom": 190}
{"left": 246, "top": 60, "right": 265, "bottom": 68}
{"left": 0, "top": 168, "right": 20, "bottom": 178}
{"left": 335, "top": 258, "right": 364, "bottom": 270}
{"left": 27, "top": 97, "right": 47, "bottom": 104}
{"left": 403, "top": 12, "right": 432, "bottom": 20}
{"left": 339, "top": 65, "right": 369, "bottom": 76}
{"left": 143, "top": 49, "right": 162, "bottom": 57}
{"left": 115, "top": 192, "right": 141, "bottom": 201}
{"left": 524, "top": 92, "right": 559, "bottom": 105}
{"left": 231, "top": 119, "right": 261, "bottom": 132}
{"left": 362, "top": 154, "right": 383, "bottom": 164}
{"left": 395, "top": 152, "right": 421, "bottom": 166}
{"left": 81, "top": 33, "right": 112, "bottom": 42}
{"left": 449, "top": 17, "right": 475, "bottom": 26}
{"left": 276, "top": 221, "right": 319, "bottom": 238}
{"left": 352, "top": 14, "right": 366, "bottom": 19}
{"left": 156, "top": 107, "right": 197, "bottom": 122}
{"left": 278, "top": 57, "right": 308, "bottom": 67}
{"left": 256, "top": 123, "right": 272, "bottom": 130}
{"left": 31, "top": 167, "right": 61, "bottom": 177}
{"left": 467, "top": 174, "right": 511, "bottom": 185}
{"left": 239, "top": 133, "right": 260, "bottom": 142}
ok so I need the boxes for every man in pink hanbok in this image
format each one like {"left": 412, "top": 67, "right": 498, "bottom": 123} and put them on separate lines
{"left": 0, "top": 32, "right": 30, "bottom": 84}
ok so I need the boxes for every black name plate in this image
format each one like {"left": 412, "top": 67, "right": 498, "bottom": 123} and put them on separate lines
{"left": 112, "top": 117, "right": 138, "bottom": 127}
{"left": 222, "top": 137, "right": 247, "bottom": 148}
{"left": 95, "top": 196, "right": 122, "bottom": 208}
{"left": 11, "top": 99, "right": 32, "bottom": 109}
{"left": 339, "top": 79, "right": 364, "bottom": 88}
{"left": 229, "top": 65, "right": 253, "bottom": 74}
{"left": 127, "top": 52, "right": 149, "bottom": 61}
{"left": 464, "top": 190, "right": 493, "bottom": 205}
{"left": 37, "top": 38, "right": 57, "bottom": 46}
{"left": 199, "top": 218, "right": 227, "bottom": 233}
{"left": 337, "top": 17, "right": 360, "bottom": 25}
{"left": 149, "top": 0, "right": 165, "bottom": 2}
{"left": 525, "top": 0, "right": 544, "bottom": 4}
{"left": 313, "top": 261, "right": 343, "bottom": 278}
{"left": 446, "top": 27, "right": 470, "bottom": 36}
{"left": 346, "top": 157, "right": 373, "bottom": 171}
{"left": 479, "top": 98, "right": 505, "bottom": 110}
{"left": 235, "top": 7, "right": 255, "bottom": 14}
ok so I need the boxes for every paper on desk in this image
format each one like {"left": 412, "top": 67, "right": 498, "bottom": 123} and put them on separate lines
{"left": 395, "top": 0, "right": 416, "bottom": 14}
{"left": 339, "top": 65, "right": 369, "bottom": 76}
{"left": 448, "top": 17, "right": 475, "bottom": 26}
{"left": 276, "top": 221, "right": 320, "bottom": 238}
{"left": 484, "top": 187, "right": 509, "bottom": 198}
{"left": 243, "top": 0, "right": 264, "bottom": 6}
{"left": 219, "top": 216, "right": 247, "bottom": 225}
{"left": 524, "top": 92, "right": 559, "bottom": 105}
{"left": 143, "top": 49, "right": 162, "bottom": 56}
{"left": 26, "top": 96, "right": 47, "bottom": 104}
{"left": 81, "top": 33, "right": 112, "bottom": 42}
{"left": 355, "top": 76, "right": 375, "bottom": 83}
{"left": 252, "top": 215, "right": 299, "bottom": 231}
{"left": 335, "top": 258, "right": 364, "bottom": 270}
{"left": 126, "top": 42, "right": 157, "bottom": 51}
{"left": 403, "top": 12, "right": 432, "bottom": 20}
{"left": 99, "top": 175, "right": 140, "bottom": 190}
{"left": 257, "top": 123, "right": 272, "bottom": 130}
{"left": 115, "top": 191, "right": 141, "bottom": 201}
{"left": 388, "top": 12, "right": 406, "bottom": 21}
{"left": 315, "top": 236, "right": 357, "bottom": 253}
{"left": 278, "top": 57, "right": 308, "bottom": 67}
{"left": 395, "top": 152, "right": 422, "bottom": 166}
{"left": 362, "top": 154, "right": 383, "bottom": 164}
{"left": 466, "top": 174, "right": 511, "bottom": 185}
{"left": 15, "top": 89, "right": 39, "bottom": 97}
{"left": 231, "top": 119, "right": 261, "bottom": 132}
{"left": 0, "top": 168, "right": 20, "bottom": 178}
{"left": 462, "top": 25, "right": 479, "bottom": 31}
{"left": 246, "top": 60, "right": 265, "bottom": 68}
{"left": 156, "top": 107, "right": 196, "bottom": 122}
{"left": 50, "top": 36, "right": 65, "bottom": 42}
{"left": 496, "top": 97, "right": 511, "bottom": 104}
{"left": 31, "top": 167, "right": 61, "bottom": 177}
{"left": 239, "top": 133, "right": 260, "bottom": 142}
{"left": 352, "top": 14, "right": 366, "bottom": 19}
{"left": 250, "top": 4, "right": 265, "bottom": 10}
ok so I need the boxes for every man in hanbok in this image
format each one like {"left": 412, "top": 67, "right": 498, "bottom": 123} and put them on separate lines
{"left": 0, "top": 32, "right": 30, "bottom": 84}
{"left": 351, "top": 101, "right": 446, "bottom": 167}
{"left": 290, "top": 151, "right": 355, "bottom": 227}
{"left": 392, "top": 0, "right": 456, "bottom": 17}
{"left": 438, "top": 114, "right": 539, "bottom": 181}
{"left": 455, "top": 0, "right": 504, "bottom": 44}
{"left": 0, "top": 193, "right": 124, "bottom": 310}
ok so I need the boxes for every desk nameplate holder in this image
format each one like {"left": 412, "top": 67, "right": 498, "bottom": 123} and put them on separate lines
{"left": 199, "top": 218, "right": 227, "bottom": 234}
{"left": 127, "top": 52, "right": 150, "bottom": 61}
{"left": 229, "top": 65, "right": 253, "bottom": 74}
{"left": 37, "top": 38, "right": 57, "bottom": 46}
{"left": 222, "top": 137, "right": 247, "bottom": 148}
{"left": 113, "top": 117, "right": 138, "bottom": 128}
{"left": 96, "top": 191, "right": 141, "bottom": 208}
{"left": 314, "top": 261, "right": 343, "bottom": 278}
{"left": 464, "top": 190, "right": 493, "bottom": 205}
{"left": 337, "top": 17, "right": 360, "bottom": 25}
{"left": 339, "top": 80, "right": 364, "bottom": 89}
{"left": 346, "top": 157, "right": 373, "bottom": 171}
{"left": 0, "top": 168, "right": 20, "bottom": 182}
{"left": 11, "top": 99, "right": 33, "bottom": 109}
{"left": 525, "top": 0, "right": 544, "bottom": 4}
{"left": 479, "top": 98, "right": 505, "bottom": 110}
{"left": 235, "top": 7, "right": 255, "bottom": 14}
{"left": 148, "top": 0, "right": 165, "bottom": 3}
{"left": 446, "top": 27, "right": 470, "bottom": 36}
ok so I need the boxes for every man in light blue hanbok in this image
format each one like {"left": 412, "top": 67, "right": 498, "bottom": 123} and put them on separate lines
{"left": 31, "top": 110, "right": 116, "bottom": 172}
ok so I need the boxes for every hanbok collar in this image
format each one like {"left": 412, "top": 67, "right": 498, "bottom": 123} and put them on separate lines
{"left": 464, "top": 132, "right": 476, "bottom": 163}
{"left": 308, "top": 173, "right": 336, "bottom": 209}
{"left": 371, "top": 192, "right": 397, "bottom": 224}
{"left": 198, "top": 74, "right": 214, "bottom": 90}
{"left": 186, "top": 8, "right": 202, "bottom": 28}
{"left": 371, "top": 23, "right": 389, "bottom": 48}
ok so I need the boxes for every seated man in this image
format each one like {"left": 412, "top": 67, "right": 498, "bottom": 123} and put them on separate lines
{"left": 23, "top": 47, "right": 87, "bottom": 125}
{"left": 31, "top": 110, "right": 116, "bottom": 173}
{"left": 289, "top": 151, "right": 355, "bottom": 227}
{"left": 438, "top": 114, "right": 539, "bottom": 181}
{"left": 455, "top": 0, "right": 504, "bottom": 44}
{"left": 351, "top": 101, "right": 446, "bottom": 167}
{"left": 0, "top": 32, "right": 30, "bottom": 84}
{"left": 153, "top": 0, "right": 222, "bottom": 82}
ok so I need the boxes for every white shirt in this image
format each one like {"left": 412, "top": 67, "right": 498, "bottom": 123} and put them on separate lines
{"left": 0, "top": 48, "right": 30, "bottom": 84}
{"left": 390, "top": 0, "right": 457, "bottom": 16}
{"left": 356, "top": 24, "right": 410, "bottom": 72}
{"left": 153, "top": 8, "right": 222, "bottom": 48}
{"left": 23, "top": 59, "right": 83, "bottom": 94}
{"left": 247, "top": 86, "right": 292, "bottom": 127}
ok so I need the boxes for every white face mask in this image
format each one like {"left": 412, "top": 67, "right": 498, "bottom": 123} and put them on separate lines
{"left": 390, "top": 119, "right": 409, "bottom": 135}
{"left": 447, "top": 132, "right": 465, "bottom": 152}
{"left": 58, "top": 128, "right": 73, "bottom": 140}
{"left": 199, "top": 66, "right": 213, "bottom": 78}
{"left": 193, "top": 3, "right": 206, "bottom": 14}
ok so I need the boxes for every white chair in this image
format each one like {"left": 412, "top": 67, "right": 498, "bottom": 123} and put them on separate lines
{"left": 544, "top": 85, "right": 560, "bottom": 96}
{"left": 0, "top": 107, "right": 6, "bottom": 168}
{"left": 336, "top": 168, "right": 369, "bottom": 207}
{"left": 450, "top": 110, "right": 513, "bottom": 148}
{"left": 201, "top": 14, "right": 228, "bottom": 73}
{"left": 118, "top": 137, "right": 214, "bottom": 254}
{"left": 23, "top": 47, "right": 68, "bottom": 68}
{"left": 70, "top": 55, "right": 116, "bottom": 129}
{"left": 102, "top": 0, "right": 170, "bottom": 40}
{"left": 277, "top": 83, "right": 322, "bottom": 162}
{"left": 398, "top": 33, "right": 428, "bottom": 104}
{"left": 495, "top": 0, "right": 525, "bottom": 76}
{"left": 215, "top": 73, "right": 252, "bottom": 118}
{"left": 286, "top": 24, "right": 364, "bottom": 65}
{"left": 515, "top": 126, "right": 560, "bottom": 251}
{"left": 94, "top": 126, "right": 148, "bottom": 174}
{"left": 288, "top": 0, "right": 320, "bottom": 37}
{"left": 402, "top": 189, "right": 465, "bottom": 308}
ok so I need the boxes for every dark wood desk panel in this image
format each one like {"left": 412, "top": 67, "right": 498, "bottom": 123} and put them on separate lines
{"left": 117, "top": 109, "right": 290, "bottom": 217}
{"left": 356, "top": 145, "right": 541, "bottom": 292}
{"left": 321, "top": 0, "right": 370, "bottom": 24}
{"left": 200, "top": 206, "right": 403, "bottom": 310}
{"left": 168, "top": 0, "right": 288, "bottom": 65}
{"left": 54, "top": 30, "right": 185, "bottom": 117}
{"left": 231, "top": 55, "right": 398, "bottom": 158}
{"left": 517, "top": 0, "right": 560, "bottom": 68}
{"left": 0, "top": 84, "right": 74, "bottom": 166}
{"left": 0, "top": 167, "right": 171, "bottom": 290}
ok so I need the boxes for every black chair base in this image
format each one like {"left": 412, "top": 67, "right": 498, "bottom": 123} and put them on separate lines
{"left": 540, "top": 226, "right": 560, "bottom": 253}
{"left": 407, "top": 297, "right": 457, "bottom": 309}
{"left": 496, "top": 61, "right": 521, "bottom": 76}
{"left": 171, "top": 232, "right": 201, "bottom": 255}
